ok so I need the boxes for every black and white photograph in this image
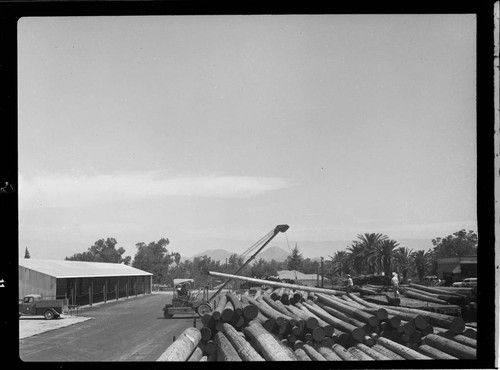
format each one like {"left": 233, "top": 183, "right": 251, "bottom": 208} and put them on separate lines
{"left": 1, "top": 2, "right": 496, "bottom": 367}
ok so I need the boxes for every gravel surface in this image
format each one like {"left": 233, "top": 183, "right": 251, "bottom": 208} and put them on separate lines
{"left": 19, "top": 315, "right": 93, "bottom": 339}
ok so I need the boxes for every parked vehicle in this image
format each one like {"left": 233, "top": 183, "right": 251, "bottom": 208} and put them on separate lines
{"left": 452, "top": 277, "right": 477, "bottom": 287}
{"left": 163, "top": 279, "right": 212, "bottom": 318}
{"left": 19, "top": 294, "right": 69, "bottom": 320}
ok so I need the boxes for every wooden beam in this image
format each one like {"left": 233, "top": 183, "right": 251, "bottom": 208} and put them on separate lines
{"left": 293, "top": 348, "right": 311, "bottom": 361}
{"left": 217, "top": 322, "right": 264, "bottom": 361}
{"left": 242, "top": 320, "right": 296, "bottom": 361}
{"left": 212, "top": 294, "right": 227, "bottom": 321}
{"left": 187, "top": 346, "right": 204, "bottom": 362}
{"left": 388, "top": 306, "right": 465, "bottom": 334}
{"left": 227, "top": 292, "right": 243, "bottom": 317}
{"left": 157, "top": 327, "right": 202, "bottom": 361}
{"left": 315, "top": 345, "right": 342, "bottom": 361}
{"left": 301, "top": 343, "right": 327, "bottom": 361}
{"left": 371, "top": 344, "right": 405, "bottom": 360}
{"left": 240, "top": 296, "right": 259, "bottom": 320}
{"left": 417, "top": 344, "right": 458, "bottom": 359}
{"left": 214, "top": 332, "right": 242, "bottom": 361}
{"left": 354, "top": 343, "right": 391, "bottom": 360}
{"left": 221, "top": 299, "right": 235, "bottom": 322}
{"left": 377, "top": 337, "right": 432, "bottom": 360}
{"left": 316, "top": 293, "right": 379, "bottom": 327}
{"left": 422, "top": 333, "right": 476, "bottom": 359}
{"left": 331, "top": 344, "right": 358, "bottom": 361}
{"left": 206, "top": 271, "right": 344, "bottom": 295}
{"left": 301, "top": 301, "right": 365, "bottom": 342}
{"left": 348, "top": 346, "right": 375, "bottom": 360}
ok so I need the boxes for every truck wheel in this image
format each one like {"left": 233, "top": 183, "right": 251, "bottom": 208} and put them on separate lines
{"left": 44, "top": 310, "right": 55, "bottom": 320}
{"left": 163, "top": 311, "right": 173, "bottom": 319}
{"left": 196, "top": 304, "right": 212, "bottom": 317}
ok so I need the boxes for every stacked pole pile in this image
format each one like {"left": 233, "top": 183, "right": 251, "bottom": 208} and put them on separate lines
{"left": 157, "top": 272, "right": 476, "bottom": 361}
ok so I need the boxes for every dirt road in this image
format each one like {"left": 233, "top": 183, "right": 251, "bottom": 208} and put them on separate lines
{"left": 19, "top": 293, "right": 199, "bottom": 361}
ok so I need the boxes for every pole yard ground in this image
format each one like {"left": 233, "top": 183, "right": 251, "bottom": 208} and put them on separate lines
{"left": 19, "top": 292, "right": 197, "bottom": 361}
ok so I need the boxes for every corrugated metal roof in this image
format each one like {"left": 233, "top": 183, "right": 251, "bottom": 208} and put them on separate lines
{"left": 19, "top": 259, "right": 153, "bottom": 278}
{"left": 277, "top": 270, "right": 306, "bottom": 280}
{"left": 276, "top": 270, "right": 328, "bottom": 281}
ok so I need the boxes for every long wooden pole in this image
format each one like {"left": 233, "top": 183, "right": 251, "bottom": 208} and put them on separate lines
{"left": 207, "top": 271, "right": 344, "bottom": 295}
{"left": 217, "top": 322, "right": 264, "bottom": 361}
{"left": 157, "top": 327, "right": 202, "bottom": 361}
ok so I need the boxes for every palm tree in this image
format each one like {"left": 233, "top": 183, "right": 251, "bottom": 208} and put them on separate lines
{"left": 377, "top": 239, "right": 400, "bottom": 277}
{"left": 347, "top": 233, "right": 389, "bottom": 274}
{"left": 411, "top": 250, "right": 432, "bottom": 281}
{"left": 346, "top": 243, "right": 368, "bottom": 275}
{"left": 393, "top": 246, "right": 413, "bottom": 281}
{"left": 329, "top": 250, "right": 350, "bottom": 276}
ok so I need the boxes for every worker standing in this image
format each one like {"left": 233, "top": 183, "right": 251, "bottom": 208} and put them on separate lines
{"left": 391, "top": 272, "right": 400, "bottom": 298}
{"left": 346, "top": 274, "right": 354, "bottom": 293}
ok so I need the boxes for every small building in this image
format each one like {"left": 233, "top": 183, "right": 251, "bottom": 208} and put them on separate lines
{"left": 276, "top": 270, "right": 329, "bottom": 287}
{"left": 436, "top": 255, "right": 477, "bottom": 283}
{"left": 19, "top": 259, "right": 153, "bottom": 306}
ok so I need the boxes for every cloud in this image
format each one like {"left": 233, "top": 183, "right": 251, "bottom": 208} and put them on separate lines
{"left": 19, "top": 172, "right": 295, "bottom": 208}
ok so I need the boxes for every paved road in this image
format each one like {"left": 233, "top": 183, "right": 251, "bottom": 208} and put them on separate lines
{"left": 19, "top": 293, "right": 199, "bottom": 361}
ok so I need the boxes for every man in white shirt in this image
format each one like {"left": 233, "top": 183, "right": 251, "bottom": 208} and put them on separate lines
{"left": 391, "top": 272, "right": 400, "bottom": 298}
{"left": 346, "top": 274, "right": 354, "bottom": 293}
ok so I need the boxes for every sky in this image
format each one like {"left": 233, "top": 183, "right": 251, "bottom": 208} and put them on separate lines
{"left": 17, "top": 15, "right": 477, "bottom": 261}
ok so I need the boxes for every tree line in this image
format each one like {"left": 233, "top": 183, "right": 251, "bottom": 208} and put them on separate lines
{"left": 329, "top": 229, "right": 477, "bottom": 282}
{"left": 58, "top": 229, "right": 477, "bottom": 286}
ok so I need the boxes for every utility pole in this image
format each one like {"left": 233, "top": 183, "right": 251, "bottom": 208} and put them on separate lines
{"left": 316, "top": 264, "right": 319, "bottom": 287}
{"left": 320, "top": 257, "right": 324, "bottom": 288}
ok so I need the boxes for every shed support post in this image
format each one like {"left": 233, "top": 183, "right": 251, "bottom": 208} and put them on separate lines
{"left": 116, "top": 283, "right": 118, "bottom": 301}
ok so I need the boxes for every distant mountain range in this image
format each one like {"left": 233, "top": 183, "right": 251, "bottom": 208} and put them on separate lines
{"left": 186, "top": 246, "right": 290, "bottom": 263}
{"left": 182, "top": 238, "right": 434, "bottom": 263}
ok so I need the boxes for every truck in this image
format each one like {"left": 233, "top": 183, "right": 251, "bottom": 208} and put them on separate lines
{"left": 163, "top": 279, "right": 212, "bottom": 318}
{"left": 19, "top": 294, "right": 69, "bottom": 320}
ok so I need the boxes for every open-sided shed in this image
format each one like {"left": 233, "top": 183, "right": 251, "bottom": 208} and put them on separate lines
{"left": 19, "top": 259, "right": 153, "bottom": 306}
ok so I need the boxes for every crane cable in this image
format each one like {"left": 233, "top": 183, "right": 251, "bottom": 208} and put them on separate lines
{"left": 284, "top": 231, "right": 298, "bottom": 281}
{"left": 237, "top": 228, "right": 275, "bottom": 260}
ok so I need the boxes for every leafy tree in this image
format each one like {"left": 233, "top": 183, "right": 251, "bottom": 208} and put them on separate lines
{"left": 132, "top": 238, "right": 171, "bottom": 284}
{"left": 227, "top": 254, "right": 244, "bottom": 273}
{"left": 66, "top": 238, "right": 131, "bottom": 264}
{"left": 286, "top": 244, "right": 303, "bottom": 271}
{"left": 252, "top": 258, "right": 284, "bottom": 278}
{"left": 250, "top": 258, "right": 268, "bottom": 279}
{"left": 173, "top": 252, "right": 181, "bottom": 266}
{"left": 302, "top": 258, "right": 320, "bottom": 274}
{"left": 24, "top": 247, "right": 30, "bottom": 259}
{"left": 432, "top": 229, "right": 478, "bottom": 258}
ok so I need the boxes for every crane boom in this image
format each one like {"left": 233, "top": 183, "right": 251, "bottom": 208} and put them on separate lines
{"left": 208, "top": 224, "right": 289, "bottom": 301}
